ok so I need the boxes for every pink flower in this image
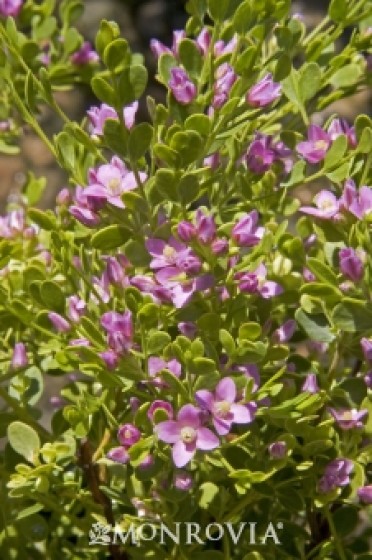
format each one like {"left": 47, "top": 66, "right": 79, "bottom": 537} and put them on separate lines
{"left": 214, "top": 35, "right": 238, "bottom": 57}
{"left": 327, "top": 118, "right": 356, "bottom": 148}
{"left": 87, "top": 102, "right": 138, "bottom": 136}
{"left": 300, "top": 190, "right": 339, "bottom": 219}
{"left": 0, "top": 0, "right": 23, "bottom": 17}
{"left": 67, "top": 296, "right": 86, "bottom": 323}
{"left": 232, "top": 211, "right": 264, "bottom": 247}
{"left": 361, "top": 338, "right": 372, "bottom": 361}
{"left": 84, "top": 156, "right": 146, "bottom": 208}
{"left": 148, "top": 357, "right": 182, "bottom": 378}
{"left": 155, "top": 404, "right": 219, "bottom": 467}
{"left": 340, "top": 180, "right": 372, "bottom": 219}
{"left": 118, "top": 424, "right": 141, "bottom": 446}
{"left": 146, "top": 237, "right": 201, "bottom": 273}
{"left": 169, "top": 68, "right": 197, "bottom": 104}
{"left": 329, "top": 408, "right": 368, "bottom": 430}
{"left": 213, "top": 63, "right": 237, "bottom": 108}
{"left": 268, "top": 441, "right": 287, "bottom": 459}
{"left": 11, "top": 342, "right": 28, "bottom": 369}
{"left": 246, "top": 74, "right": 281, "bottom": 107}
{"left": 48, "top": 312, "right": 70, "bottom": 333}
{"left": 196, "top": 28, "right": 211, "bottom": 55}
{"left": 101, "top": 311, "right": 133, "bottom": 353}
{"left": 272, "top": 320, "right": 297, "bottom": 343}
{"left": 195, "top": 377, "right": 255, "bottom": 435}
{"left": 296, "top": 125, "right": 331, "bottom": 164}
{"left": 302, "top": 373, "right": 319, "bottom": 393}
{"left": 318, "top": 458, "right": 353, "bottom": 493}
{"left": 148, "top": 400, "right": 174, "bottom": 423}
{"left": 107, "top": 447, "right": 130, "bottom": 464}
{"left": 69, "top": 185, "right": 104, "bottom": 227}
{"left": 358, "top": 485, "right": 372, "bottom": 504}
{"left": 235, "top": 264, "right": 283, "bottom": 299}
{"left": 339, "top": 247, "right": 364, "bottom": 282}
{"left": 99, "top": 349, "right": 119, "bottom": 370}
{"left": 156, "top": 267, "right": 214, "bottom": 308}
{"left": 70, "top": 42, "right": 99, "bottom": 65}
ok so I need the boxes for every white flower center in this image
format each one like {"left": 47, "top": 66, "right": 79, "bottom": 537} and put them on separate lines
{"left": 180, "top": 426, "right": 197, "bottom": 443}
{"left": 214, "top": 400, "right": 231, "bottom": 418}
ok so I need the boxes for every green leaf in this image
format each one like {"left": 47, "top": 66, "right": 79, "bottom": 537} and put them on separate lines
{"left": 147, "top": 332, "right": 171, "bottom": 354}
{"left": 91, "top": 76, "right": 117, "bottom": 106}
{"left": 306, "top": 258, "right": 338, "bottom": 285}
{"left": 153, "top": 143, "right": 180, "bottom": 168}
{"left": 295, "top": 309, "right": 335, "bottom": 342}
{"left": 178, "top": 174, "right": 200, "bottom": 205}
{"left": 238, "top": 322, "right": 262, "bottom": 341}
{"left": 198, "top": 481, "right": 219, "bottom": 509}
{"left": 178, "top": 39, "right": 203, "bottom": 77}
{"left": 190, "top": 357, "right": 216, "bottom": 374}
{"left": 25, "top": 175, "right": 46, "bottom": 206}
{"left": 357, "top": 127, "right": 372, "bottom": 154}
{"left": 232, "top": 1, "right": 255, "bottom": 33}
{"left": 333, "top": 506, "right": 359, "bottom": 536}
{"left": 185, "top": 114, "right": 211, "bottom": 136}
{"left": 158, "top": 53, "right": 177, "bottom": 85}
{"left": 128, "top": 123, "right": 153, "bottom": 160}
{"left": 329, "top": 64, "right": 362, "bottom": 88}
{"left": 332, "top": 299, "right": 372, "bottom": 332}
{"left": 219, "top": 329, "right": 236, "bottom": 355}
{"left": 95, "top": 19, "right": 120, "bottom": 57}
{"left": 118, "top": 65, "right": 148, "bottom": 105}
{"left": 299, "top": 62, "right": 322, "bottom": 102}
{"left": 281, "top": 160, "right": 306, "bottom": 187}
{"left": 170, "top": 131, "right": 203, "bottom": 165}
{"left": 208, "top": 0, "right": 230, "bottom": 21}
{"left": 40, "top": 281, "right": 65, "bottom": 312}
{"left": 28, "top": 208, "right": 56, "bottom": 231}
{"left": 55, "top": 131, "right": 76, "bottom": 170}
{"left": 8, "top": 422, "right": 40, "bottom": 464}
{"left": 9, "top": 299, "right": 34, "bottom": 325}
{"left": 103, "top": 38, "right": 130, "bottom": 71}
{"left": 323, "top": 134, "right": 348, "bottom": 170}
{"left": 91, "top": 225, "right": 131, "bottom": 250}
{"left": 328, "top": 0, "right": 347, "bottom": 22}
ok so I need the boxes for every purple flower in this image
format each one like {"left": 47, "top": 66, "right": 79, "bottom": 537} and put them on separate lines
{"left": 150, "top": 30, "right": 185, "bottom": 58}
{"left": 213, "top": 63, "right": 237, "bottom": 109}
{"left": 246, "top": 133, "right": 276, "bottom": 173}
{"left": 235, "top": 264, "right": 283, "bottom": 299}
{"left": 361, "top": 338, "right": 372, "bottom": 362}
{"left": 169, "top": 68, "right": 197, "bottom": 105}
{"left": 195, "top": 377, "right": 255, "bottom": 435}
{"left": 214, "top": 35, "right": 238, "bottom": 57}
{"left": 48, "top": 312, "right": 70, "bottom": 333}
{"left": 103, "top": 255, "right": 129, "bottom": 287}
{"left": 177, "top": 221, "right": 196, "bottom": 242}
{"left": 87, "top": 102, "right": 138, "bottom": 136}
{"left": 339, "top": 247, "right": 364, "bottom": 282}
{"left": 340, "top": 180, "right": 372, "bottom": 219}
{"left": 67, "top": 296, "right": 86, "bottom": 323}
{"left": 174, "top": 471, "right": 193, "bottom": 490}
{"left": 358, "top": 485, "right": 372, "bottom": 504}
{"left": 84, "top": 156, "right": 146, "bottom": 208}
{"left": 155, "top": 404, "right": 219, "bottom": 467}
{"left": 148, "top": 356, "right": 182, "bottom": 378}
{"left": 364, "top": 371, "right": 372, "bottom": 387}
{"left": 233, "top": 364, "right": 260, "bottom": 393}
{"left": 327, "top": 118, "right": 356, "bottom": 148}
{"left": 69, "top": 185, "right": 103, "bottom": 227}
{"left": 195, "top": 209, "right": 217, "bottom": 244}
{"left": 147, "top": 400, "right": 174, "bottom": 423}
{"left": 107, "top": 446, "right": 130, "bottom": 464}
{"left": 296, "top": 125, "right": 331, "bottom": 164}
{"left": 196, "top": 28, "right": 211, "bottom": 55}
{"left": 70, "top": 42, "right": 99, "bottom": 65}
{"left": 318, "top": 458, "right": 353, "bottom": 493}
{"left": 268, "top": 441, "right": 287, "bottom": 459}
{"left": 117, "top": 424, "right": 141, "bottom": 447}
{"left": 232, "top": 211, "right": 264, "bottom": 247}
{"left": 302, "top": 373, "right": 319, "bottom": 393}
{"left": 246, "top": 74, "right": 281, "bottom": 107}
{"left": 272, "top": 320, "right": 297, "bottom": 343}
{"left": 156, "top": 268, "right": 214, "bottom": 308}
{"left": 56, "top": 188, "right": 71, "bottom": 206}
{"left": 101, "top": 311, "right": 133, "bottom": 353}
{"left": 130, "top": 274, "right": 172, "bottom": 305}
{"left": 11, "top": 342, "right": 28, "bottom": 369}
{"left": 178, "top": 321, "right": 197, "bottom": 339}
{"left": 146, "top": 237, "right": 197, "bottom": 270}
{"left": 300, "top": 190, "right": 339, "bottom": 219}
{"left": 99, "top": 349, "right": 119, "bottom": 370}
{"left": 329, "top": 408, "right": 368, "bottom": 430}
{"left": 0, "top": 0, "right": 23, "bottom": 17}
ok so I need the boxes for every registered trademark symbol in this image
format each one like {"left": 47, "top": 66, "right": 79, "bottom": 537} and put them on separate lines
{"left": 277, "top": 522, "right": 283, "bottom": 529}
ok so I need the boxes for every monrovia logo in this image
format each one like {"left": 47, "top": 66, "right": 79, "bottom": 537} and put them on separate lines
{"left": 89, "top": 521, "right": 283, "bottom": 546}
